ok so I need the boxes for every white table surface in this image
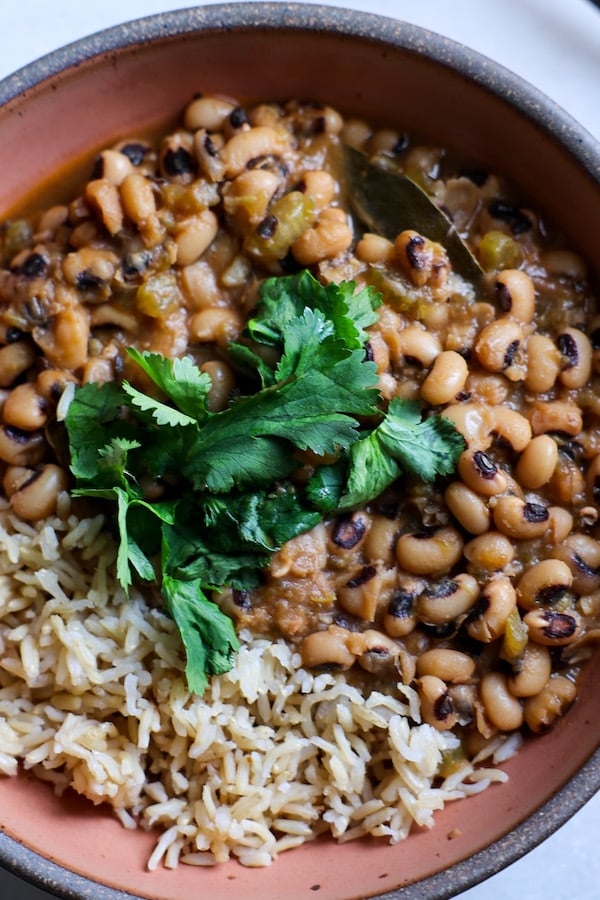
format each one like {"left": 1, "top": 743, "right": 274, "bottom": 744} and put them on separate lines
{"left": 0, "top": 2, "right": 598, "bottom": 899}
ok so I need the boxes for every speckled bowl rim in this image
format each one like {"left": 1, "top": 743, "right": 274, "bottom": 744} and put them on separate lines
{"left": 0, "top": 4, "right": 598, "bottom": 900}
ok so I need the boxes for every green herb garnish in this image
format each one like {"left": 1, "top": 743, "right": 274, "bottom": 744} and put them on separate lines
{"left": 64, "top": 270, "right": 465, "bottom": 694}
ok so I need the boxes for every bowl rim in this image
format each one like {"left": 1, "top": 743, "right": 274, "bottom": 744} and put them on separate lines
{"left": 0, "top": 4, "right": 598, "bottom": 900}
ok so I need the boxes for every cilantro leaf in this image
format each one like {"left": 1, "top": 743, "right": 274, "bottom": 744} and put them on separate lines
{"left": 126, "top": 348, "right": 212, "bottom": 422}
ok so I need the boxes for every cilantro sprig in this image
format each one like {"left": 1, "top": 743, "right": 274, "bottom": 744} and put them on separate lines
{"left": 64, "top": 270, "right": 465, "bottom": 694}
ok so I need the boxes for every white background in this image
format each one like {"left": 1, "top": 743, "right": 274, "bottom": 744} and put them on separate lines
{"left": 0, "top": 2, "right": 598, "bottom": 899}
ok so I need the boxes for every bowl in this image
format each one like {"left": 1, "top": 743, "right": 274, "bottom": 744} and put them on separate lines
{"left": 0, "top": 4, "right": 599, "bottom": 899}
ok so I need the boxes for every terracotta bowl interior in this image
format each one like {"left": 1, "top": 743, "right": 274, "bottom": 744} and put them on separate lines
{"left": 0, "top": 5, "right": 599, "bottom": 900}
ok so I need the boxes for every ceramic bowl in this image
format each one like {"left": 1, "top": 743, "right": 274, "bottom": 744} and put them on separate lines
{"left": 0, "top": 5, "right": 599, "bottom": 900}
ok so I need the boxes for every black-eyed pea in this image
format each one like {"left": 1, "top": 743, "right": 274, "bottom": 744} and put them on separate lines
{"left": 442, "top": 403, "right": 494, "bottom": 448}
{"left": 416, "top": 648, "right": 476, "bottom": 683}
{"left": 341, "top": 118, "right": 371, "bottom": 150}
{"left": 329, "top": 511, "right": 370, "bottom": 556}
{"left": 529, "top": 401, "right": 582, "bottom": 437}
{"left": 516, "top": 435, "right": 558, "bottom": 489}
{"left": 480, "top": 671, "right": 524, "bottom": 731}
{"left": 524, "top": 608, "right": 582, "bottom": 646}
{"left": 523, "top": 675, "right": 577, "bottom": 733}
{"left": 466, "top": 373, "right": 508, "bottom": 406}
{"left": 463, "top": 531, "right": 515, "bottom": 573}
{"left": 62, "top": 247, "right": 119, "bottom": 288}
{"left": 3, "top": 465, "right": 33, "bottom": 497}
{"left": 291, "top": 207, "right": 353, "bottom": 266}
{"left": 0, "top": 341, "right": 37, "bottom": 388}
{"left": 193, "top": 129, "right": 226, "bottom": 182}
{"left": 200, "top": 359, "right": 235, "bottom": 413}
{"left": 557, "top": 327, "right": 592, "bottom": 390}
{"left": 444, "top": 481, "right": 490, "bottom": 535}
{"left": 420, "top": 351, "right": 468, "bottom": 406}
{"left": 33, "top": 305, "right": 90, "bottom": 371}
{"left": 542, "top": 249, "right": 588, "bottom": 281}
{"left": 492, "top": 495, "right": 550, "bottom": 540}
{"left": 220, "top": 126, "right": 291, "bottom": 178}
{"left": 390, "top": 325, "right": 442, "bottom": 369}
{"left": 417, "top": 573, "right": 479, "bottom": 625}
{"left": 494, "top": 269, "right": 535, "bottom": 323}
{"left": 383, "top": 588, "right": 419, "bottom": 638}
{"left": 474, "top": 318, "right": 524, "bottom": 377}
{"left": 362, "top": 514, "right": 398, "bottom": 565}
{"left": 417, "top": 675, "right": 459, "bottom": 731}
{"left": 174, "top": 210, "right": 218, "bottom": 266}
{"left": 488, "top": 407, "right": 531, "bottom": 452}
{"left": 552, "top": 532, "right": 600, "bottom": 593}
{"left": 222, "top": 169, "right": 281, "bottom": 226}
{"left": 508, "top": 644, "right": 552, "bottom": 698}
{"left": 94, "top": 149, "right": 135, "bottom": 185}
{"left": 301, "top": 170, "right": 337, "bottom": 209}
{"left": 84, "top": 178, "right": 124, "bottom": 235}
{"left": 0, "top": 426, "right": 46, "bottom": 467}
{"left": 347, "top": 629, "right": 405, "bottom": 678}
{"left": 189, "top": 308, "right": 243, "bottom": 348}
{"left": 300, "top": 625, "right": 356, "bottom": 670}
{"left": 457, "top": 447, "right": 507, "bottom": 496}
{"left": 337, "top": 566, "right": 381, "bottom": 621}
{"left": 547, "top": 506, "right": 574, "bottom": 544}
{"left": 9, "top": 463, "right": 69, "bottom": 521}
{"left": 36, "top": 369, "right": 78, "bottom": 402}
{"left": 355, "top": 233, "right": 395, "bottom": 265}
{"left": 2, "top": 383, "right": 47, "bottom": 431}
{"left": 183, "top": 95, "right": 236, "bottom": 131}
{"left": 466, "top": 576, "right": 517, "bottom": 642}
{"left": 120, "top": 173, "right": 163, "bottom": 246}
{"left": 548, "top": 451, "right": 585, "bottom": 504}
{"left": 516, "top": 559, "right": 573, "bottom": 611}
{"left": 525, "top": 334, "right": 561, "bottom": 393}
{"left": 396, "top": 526, "right": 464, "bottom": 576}
{"left": 394, "top": 229, "right": 450, "bottom": 289}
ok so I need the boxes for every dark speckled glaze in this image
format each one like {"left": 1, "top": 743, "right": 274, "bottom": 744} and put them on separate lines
{"left": 0, "top": 6, "right": 598, "bottom": 900}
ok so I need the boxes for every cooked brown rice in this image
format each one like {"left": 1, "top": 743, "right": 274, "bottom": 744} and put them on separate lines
{"left": 0, "top": 492, "right": 516, "bottom": 868}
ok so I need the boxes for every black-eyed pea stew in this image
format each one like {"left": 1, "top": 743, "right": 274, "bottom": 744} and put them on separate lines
{"left": 0, "top": 94, "right": 599, "bottom": 754}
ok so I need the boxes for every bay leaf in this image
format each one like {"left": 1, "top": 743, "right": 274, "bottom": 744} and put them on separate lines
{"left": 343, "top": 145, "right": 484, "bottom": 288}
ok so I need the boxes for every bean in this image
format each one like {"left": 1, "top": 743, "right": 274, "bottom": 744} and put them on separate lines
{"left": 9, "top": 463, "right": 69, "bottom": 521}
{"left": 0, "top": 341, "right": 36, "bottom": 388}
{"left": 347, "top": 629, "right": 404, "bottom": 677}
{"left": 62, "top": 246, "right": 119, "bottom": 287}
{"left": 547, "top": 506, "right": 574, "bottom": 543}
{"left": 184, "top": 96, "right": 236, "bottom": 131}
{"left": 492, "top": 495, "right": 550, "bottom": 540}
{"left": 189, "top": 308, "right": 243, "bottom": 348}
{"left": 222, "top": 169, "right": 281, "bottom": 226}
{"left": 549, "top": 451, "right": 585, "bottom": 504}
{"left": 525, "top": 334, "right": 561, "bottom": 393}
{"left": 90, "top": 303, "right": 138, "bottom": 332}
{"left": 488, "top": 407, "right": 532, "bottom": 452}
{"left": 85, "top": 178, "right": 123, "bottom": 235}
{"left": 480, "top": 671, "right": 524, "bottom": 731}
{"left": 200, "top": 360, "right": 235, "bottom": 412}
{"left": 33, "top": 304, "right": 90, "bottom": 370}
{"left": 337, "top": 566, "right": 381, "bottom": 621}
{"left": 301, "top": 170, "right": 337, "bottom": 209}
{"left": 362, "top": 514, "right": 398, "bottom": 565}
{"left": 36, "top": 369, "right": 78, "bottom": 402}
{"left": 417, "top": 675, "right": 459, "bottom": 731}
{"left": 120, "top": 173, "right": 163, "bottom": 246}
{"left": 300, "top": 626, "right": 356, "bottom": 670}
{"left": 0, "top": 426, "right": 46, "bottom": 466}
{"left": 466, "top": 576, "right": 517, "bottom": 642}
{"left": 457, "top": 447, "right": 507, "bottom": 496}
{"left": 193, "top": 128, "right": 226, "bottom": 182}
{"left": 174, "top": 210, "right": 218, "bottom": 266}
{"left": 292, "top": 207, "right": 353, "bottom": 266}
{"left": 417, "top": 573, "right": 479, "bottom": 625}
{"left": 394, "top": 230, "right": 449, "bottom": 289}
{"left": 494, "top": 268, "right": 535, "bottom": 323}
{"left": 516, "top": 559, "right": 573, "bottom": 611}
{"left": 474, "top": 318, "right": 524, "bottom": 378}
{"left": 2, "top": 383, "right": 47, "bottom": 431}
{"left": 508, "top": 644, "right": 552, "bottom": 698}
{"left": 553, "top": 532, "right": 600, "bottom": 593}
{"left": 355, "top": 233, "right": 395, "bottom": 265}
{"left": 383, "top": 588, "right": 419, "bottom": 638}
{"left": 341, "top": 118, "right": 371, "bottom": 150}
{"left": 586, "top": 453, "right": 600, "bottom": 504}
{"left": 416, "top": 648, "right": 475, "bottom": 683}
{"left": 524, "top": 608, "right": 582, "bottom": 646}
{"left": 523, "top": 675, "right": 577, "bottom": 733}
{"left": 391, "top": 325, "right": 442, "bottom": 368}
{"left": 95, "top": 149, "right": 135, "bottom": 185}
{"left": 444, "top": 481, "right": 490, "bottom": 534}
{"left": 463, "top": 531, "right": 515, "bottom": 572}
{"left": 529, "top": 401, "right": 582, "bottom": 437}
{"left": 420, "top": 350, "right": 468, "bottom": 406}
{"left": 396, "top": 526, "right": 464, "bottom": 576}
{"left": 515, "top": 435, "right": 558, "bottom": 488}
{"left": 557, "top": 327, "right": 592, "bottom": 389}
{"left": 442, "top": 403, "right": 494, "bottom": 448}
{"left": 220, "top": 126, "right": 290, "bottom": 178}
